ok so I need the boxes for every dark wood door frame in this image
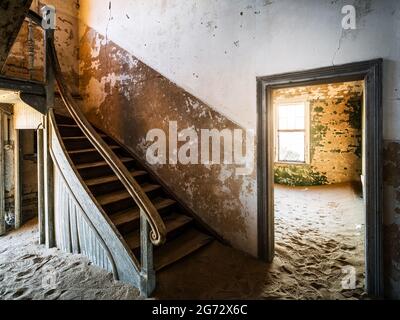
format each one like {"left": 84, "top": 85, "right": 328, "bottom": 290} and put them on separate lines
{"left": 256, "top": 59, "right": 383, "bottom": 298}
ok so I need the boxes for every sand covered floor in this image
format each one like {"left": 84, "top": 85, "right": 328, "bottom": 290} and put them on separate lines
{"left": 0, "top": 183, "right": 365, "bottom": 300}
{"left": 156, "top": 183, "right": 366, "bottom": 299}
{"left": 0, "top": 219, "right": 139, "bottom": 300}
{"left": 272, "top": 183, "right": 366, "bottom": 299}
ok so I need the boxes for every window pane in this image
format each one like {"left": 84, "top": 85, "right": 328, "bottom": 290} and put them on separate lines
{"left": 278, "top": 132, "right": 305, "bottom": 162}
{"left": 278, "top": 103, "right": 305, "bottom": 130}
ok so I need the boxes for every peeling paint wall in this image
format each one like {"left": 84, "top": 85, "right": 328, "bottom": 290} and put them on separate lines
{"left": 0, "top": 0, "right": 32, "bottom": 70}
{"left": 78, "top": 0, "right": 400, "bottom": 136}
{"left": 79, "top": 27, "right": 256, "bottom": 254}
{"left": 78, "top": 0, "right": 400, "bottom": 297}
{"left": 273, "top": 81, "right": 363, "bottom": 186}
{"left": 383, "top": 141, "right": 400, "bottom": 298}
{"left": 2, "top": 0, "right": 399, "bottom": 297}
{"left": 2, "top": 0, "right": 80, "bottom": 93}
{"left": 0, "top": 1, "right": 79, "bottom": 225}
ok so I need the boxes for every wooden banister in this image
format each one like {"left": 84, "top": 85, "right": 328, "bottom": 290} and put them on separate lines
{"left": 27, "top": 10, "right": 166, "bottom": 247}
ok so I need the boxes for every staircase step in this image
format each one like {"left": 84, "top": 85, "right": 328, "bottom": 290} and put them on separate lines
{"left": 63, "top": 134, "right": 107, "bottom": 141}
{"left": 54, "top": 114, "right": 76, "bottom": 125}
{"left": 58, "top": 124, "right": 78, "bottom": 128}
{"left": 68, "top": 145, "right": 120, "bottom": 155}
{"left": 124, "top": 213, "right": 193, "bottom": 251}
{"left": 111, "top": 198, "right": 177, "bottom": 227}
{"left": 85, "top": 170, "right": 147, "bottom": 187}
{"left": 76, "top": 157, "right": 133, "bottom": 170}
{"left": 97, "top": 183, "right": 161, "bottom": 206}
{"left": 155, "top": 229, "right": 213, "bottom": 271}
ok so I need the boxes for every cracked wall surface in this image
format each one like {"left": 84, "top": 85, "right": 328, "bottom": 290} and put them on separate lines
{"left": 273, "top": 81, "right": 363, "bottom": 186}
{"left": 78, "top": 0, "right": 400, "bottom": 298}
{"left": 79, "top": 26, "right": 256, "bottom": 254}
{"left": 2, "top": 0, "right": 399, "bottom": 298}
{"left": 79, "top": 0, "right": 400, "bottom": 133}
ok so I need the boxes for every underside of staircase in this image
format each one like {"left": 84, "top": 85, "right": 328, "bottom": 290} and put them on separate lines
{"left": 54, "top": 113, "right": 214, "bottom": 275}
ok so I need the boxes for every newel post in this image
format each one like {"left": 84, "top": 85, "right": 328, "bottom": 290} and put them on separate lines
{"left": 139, "top": 210, "right": 156, "bottom": 297}
{"left": 43, "top": 8, "right": 56, "bottom": 248}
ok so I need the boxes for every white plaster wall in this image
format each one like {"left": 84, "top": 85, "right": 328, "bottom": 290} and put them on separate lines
{"left": 78, "top": 0, "right": 400, "bottom": 256}
{"left": 80, "top": 0, "right": 399, "bottom": 138}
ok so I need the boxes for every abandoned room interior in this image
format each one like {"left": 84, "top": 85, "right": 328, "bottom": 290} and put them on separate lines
{"left": 272, "top": 81, "right": 366, "bottom": 297}
{"left": 0, "top": 0, "right": 399, "bottom": 301}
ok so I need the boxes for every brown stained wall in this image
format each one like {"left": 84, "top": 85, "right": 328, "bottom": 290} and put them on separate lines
{"left": 0, "top": 0, "right": 32, "bottom": 70}
{"left": 272, "top": 82, "right": 363, "bottom": 186}
{"left": 2, "top": 0, "right": 80, "bottom": 93}
{"left": 78, "top": 25, "right": 400, "bottom": 296}
{"left": 79, "top": 26, "right": 257, "bottom": 254}
{"left": 383, "top": 140, "right": 400, "bottom": 298}
{"left": 2, "top": 2, "right": 399, "bottom": 297}
{"left": 0, "top": 1, "right": 79, "bottom": 224}
{"left": 2, "top": 18, "right": 44, "bottom": 81}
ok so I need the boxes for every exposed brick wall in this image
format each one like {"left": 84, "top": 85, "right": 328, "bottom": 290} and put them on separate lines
{"left": 273, "top": 81, "right": 363, "bottom": 186}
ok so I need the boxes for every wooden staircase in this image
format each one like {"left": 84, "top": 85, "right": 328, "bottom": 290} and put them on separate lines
{"left": 54, "top": 113, "right": 214, "bottom": 273}
{"left": 15, "top": 9, "right": 218, "bottom": 296}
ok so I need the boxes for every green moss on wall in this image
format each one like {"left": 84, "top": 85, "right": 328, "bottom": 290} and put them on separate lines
{"left": 310, "top": 102, "right": 328, "bottom": 160}
{"left": 274, "top": 165, "right": 328, "bottom": 186}
{"left": 344, "top": 97, "right": 362, "bottom": 130}
{"left": 345, "top": 96, "right": 362, "bottom": 158}
{"left": 273, "top": 83, "right": 363, "bottom": 186}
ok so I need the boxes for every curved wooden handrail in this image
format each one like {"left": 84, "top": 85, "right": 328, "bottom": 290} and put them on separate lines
{"left": 27, "top": 10, "right": 166, "bottom": 246}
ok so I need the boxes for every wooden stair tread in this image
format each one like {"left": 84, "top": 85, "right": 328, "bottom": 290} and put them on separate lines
{"left": 97, "top": 183, "right": 161, "bottom": 205}
{"left": 124, "top": 213, "right": 193, "bottom": 250}
{"left": 76, "top": 157, "right": 133, "bottom": 170}
{"left": 55, "top": 116, "right": 216, "bottom": 282}
{"left": 68, "top": 145, "right": 120, "bottom": 154}
{"left": 85, "top": 170, "right": 147, "bottom": 187}
{"left": 111, "top": 198, "right": 177, "bottom": 227}
{"left": 155, "top": 229, "right": 213, "bottom": 271}
{"left": 58, "top": 124, "right": 78, "bottom": 128}
{"left": 62, "top": 134, "right": 107, "bottom": 140}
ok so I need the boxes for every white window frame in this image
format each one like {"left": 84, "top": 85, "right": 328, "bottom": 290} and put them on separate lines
{"left": 274, "top": 100, "right": 310, "bottom": 164}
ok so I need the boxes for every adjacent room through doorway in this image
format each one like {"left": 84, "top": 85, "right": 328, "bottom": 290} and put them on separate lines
{"left": 271, "top": 81, "right": 366, "bottom": 298}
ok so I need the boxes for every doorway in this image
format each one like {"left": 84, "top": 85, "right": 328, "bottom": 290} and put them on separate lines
{"left": 256, "top": 60, "right": 383, "bottom": 298}
{"left": 0, "top": 94, "right": 41, "bottom": 236}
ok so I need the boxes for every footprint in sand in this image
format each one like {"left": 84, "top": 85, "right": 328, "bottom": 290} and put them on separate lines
{"left": 43, "top": 288, "right": 62, "bottom": 300}
{"left": 10, "top": 287, "right": 32, "bottom": 300}
{"left": 311, "top": 282, "right": 327, "bottom": 290}
{"left": 15, "top": 268, "right": 36, "bottom": 280}
{"left": 340, "top": 244, "right": 356, "bottom": 250}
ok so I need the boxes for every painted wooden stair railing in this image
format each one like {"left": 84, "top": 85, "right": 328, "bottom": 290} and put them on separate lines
{"left": 26, "top": 9, "right": 214, "bottom": 297}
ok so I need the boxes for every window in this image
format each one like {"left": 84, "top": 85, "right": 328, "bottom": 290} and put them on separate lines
{"left": 275, "top": 102, "right": 309, "bottom": 163}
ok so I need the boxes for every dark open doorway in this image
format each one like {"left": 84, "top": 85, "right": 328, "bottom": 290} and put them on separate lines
{"left": 256, "top": 59, "right": 383, "bottom": 298}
